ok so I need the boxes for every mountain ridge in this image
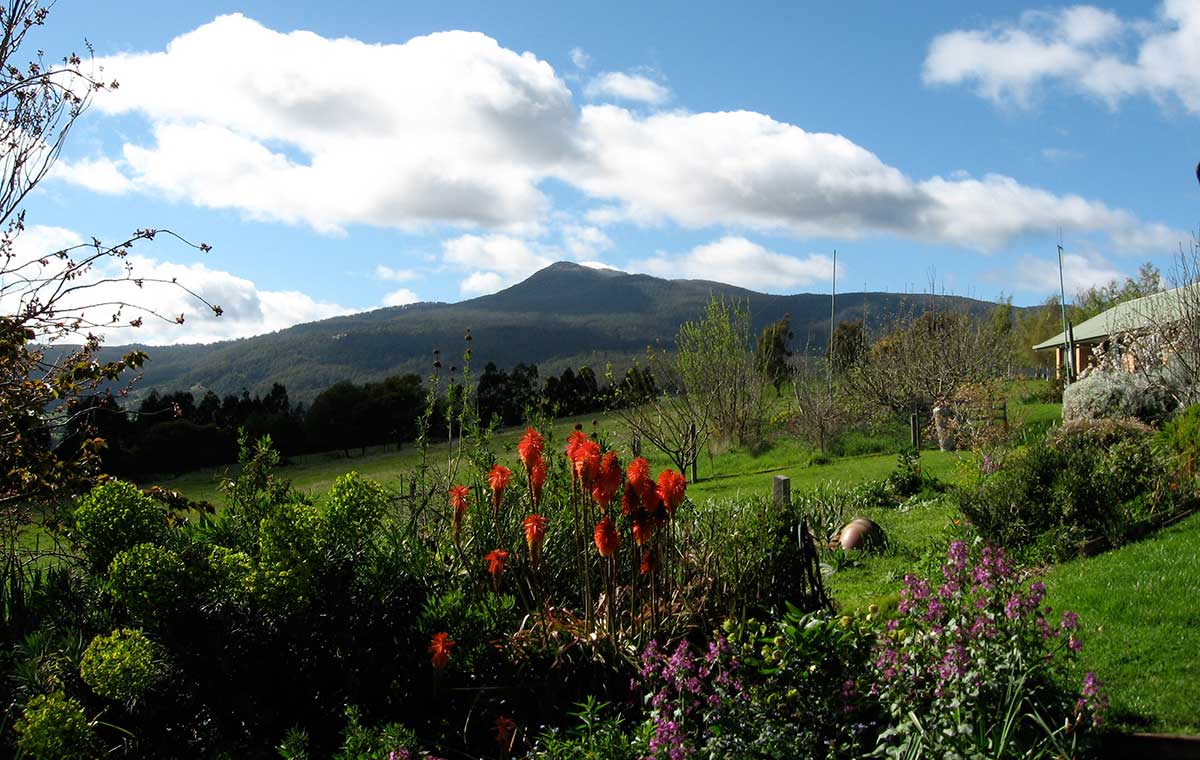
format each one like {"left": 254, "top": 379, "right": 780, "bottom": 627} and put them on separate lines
{"left": 98, "top": 262, "right": 1009, "bottom": 403}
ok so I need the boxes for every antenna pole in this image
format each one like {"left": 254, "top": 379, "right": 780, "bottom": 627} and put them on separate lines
{"left": 829, "top": 249, "right": 837, "bottom": 394}
{"left": 1057, "top": 234, "right": 1074, "bottom": 383}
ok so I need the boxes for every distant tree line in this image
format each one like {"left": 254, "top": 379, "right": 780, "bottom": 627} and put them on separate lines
{"left": 61, "top": 363, "right": 658, "bottom": 480}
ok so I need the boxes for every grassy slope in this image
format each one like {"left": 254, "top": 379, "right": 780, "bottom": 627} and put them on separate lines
{"left": 1045, "top": 511, "right": 1200, "bottom": 735}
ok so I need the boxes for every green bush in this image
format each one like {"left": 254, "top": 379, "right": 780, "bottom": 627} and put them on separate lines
{"left": 73, "top": 480, "right": 169, "bottom": 569}
{"left": 959, "top": 419, "right": 1184, "bottom": 557}
{"left": 107, "top": 543, "right": 187, "bottom": 620}
{"left": 80, "top": 628, "right": 157, "bottom": 701}
{"left": 322, "top": 472, "right": 391, "bottom": 564}
{"left": 13, "top": 692, "right": 96, "bottom": 759}
{"left": 1160, "top": 403, "right": 1200, "bottom": 478}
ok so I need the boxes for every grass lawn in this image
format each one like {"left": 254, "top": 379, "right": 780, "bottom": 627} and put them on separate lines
{"left": 1045, "top": 511, "right": 1200, "bottom": 735}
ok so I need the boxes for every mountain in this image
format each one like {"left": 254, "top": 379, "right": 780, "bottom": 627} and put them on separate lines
{"left": 98, "top": 262, "right": 1006, "bottom": 403}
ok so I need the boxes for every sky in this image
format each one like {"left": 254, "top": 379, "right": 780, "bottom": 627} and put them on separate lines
{"left": 16, "top": 0, "right": 1200, "bottom": 344}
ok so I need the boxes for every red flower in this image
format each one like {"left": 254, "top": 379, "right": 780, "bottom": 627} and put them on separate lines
{"left": 484, "top": 549, "right": 509, "bottom": 580}
{"left": 530, "top": 457, "right": 548, "bottom": 507}
{"left": 487, "top": 464, "right": 512, "bottom": 510}
{"left": 593, "top": 517, "right": 620, "bottom": 558}
{"left": 429, "top": 632, "right": 454, "bottom": 671}
{"left": 626, "top": 457, "right": 653, "bottom": 499}
{"left": 449, "top": 485, "right": 470, "bottom": 539}
{"left": 517, "top": 427, "right": 544, "bottom": 473}
{"left": 591, "top": 451, "right": 622, "bottom": 511}
{"left": 631, "top": 516, "right": 655, "bottom": 546}
{"left": 523, "top": 513, "right": 548, "bottom": 554}
{"left": 657, "top": 469, "right": 687, "bottom": 514}
{"left": 494, "top": 716, "right": 517, "bottom": 748}
{"left": 565, "top": 431, "right": 600, "bottom": 488}
{"left": 640, "top": 549, "right": 656, "bottom": 575}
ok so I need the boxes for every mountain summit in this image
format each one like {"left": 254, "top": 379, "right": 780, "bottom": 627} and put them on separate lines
{"left": 102, "top": 263, "right": 998, "bottom": 403}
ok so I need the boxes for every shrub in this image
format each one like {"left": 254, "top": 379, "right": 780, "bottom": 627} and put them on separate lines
{"left": 322, "top": 472, "right": 391, "bottom": 564}
{"left": 73, "top": 480, "right": 169, "bottom": 569}
{"left": 870, "top": 542, "right": 1106, "bottom": 758}
{"left": 80, "top": 628, "right": 157, "bottom": 701}
{"left": 1159, "top": 403, "right": 1200, "bottom": 477}
{"left": 1062, "top": 367, "right": 1171, "bottom": 425}
{"left": 107, "top": 543, "right": 187, "bottom": 621}
{"left": 13, "top": 692, "right": 96, "bottom": 759}
{"left": 958, "top": 420, "right": 1183, "bottom": 557}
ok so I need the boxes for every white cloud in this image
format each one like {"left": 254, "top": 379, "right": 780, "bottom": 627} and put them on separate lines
{"left": 51, "top": 14, "right": 1176, "bottom": 268}
{"left": 375, "top": 264, "right": 418, "bottom": 282}
{"left": 88, "top": 14, "right": 575, "bottom": 233}
{"left": 0, "top": 225, "right": 349, "bottom": 344}
{"left": 1041, "top": 147, "right": 1082, "bottom": 162}
{"left": 585, "top": 71, "right": 671, "bottom": 104}
{"left": 1008, "top": 251, "right": 1125, "bottom": 295}
{"left": 924, "top": 2, "right": 1200, "bottom": 114}
{"left": 441, "top": 233, "right": 556, "bottom": 295}
{"left": 52, "top": 156, "right": 134, "bottom": 194}
{"left": 382, "top": 288, "right": 420, "bottom": 306}
{"left": 640, "top": 236, "right": 835, "bottom": 292}
{"left": 570, "top": 46, "right": 590, "bottom": 69}
{"left": 560, "top": 224, "right": 612, "bottom": 258}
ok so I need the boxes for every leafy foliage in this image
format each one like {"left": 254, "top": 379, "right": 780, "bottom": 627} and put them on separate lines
{"left": 79, "top": 628, "right": 157, "bottom": 702}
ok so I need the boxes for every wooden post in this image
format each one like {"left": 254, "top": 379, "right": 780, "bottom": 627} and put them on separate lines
{"left": 909, "top": 413, "right": 921, "bottom": 449}
{"left": 773, "top": 475, "right": 791, "bottom": 510}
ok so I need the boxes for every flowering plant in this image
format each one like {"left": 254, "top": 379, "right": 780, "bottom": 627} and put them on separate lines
{"left": 870, "top": 541, "right": 1106, "bottom": 758}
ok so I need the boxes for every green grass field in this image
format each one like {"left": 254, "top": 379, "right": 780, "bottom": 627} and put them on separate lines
{"left": 1045, "top": 511, "right": 1200, "bottom": 735}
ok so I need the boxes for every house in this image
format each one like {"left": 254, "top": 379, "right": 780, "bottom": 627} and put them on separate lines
{"left": 1032, "top": 285, "right": 1197, "bottom": 378}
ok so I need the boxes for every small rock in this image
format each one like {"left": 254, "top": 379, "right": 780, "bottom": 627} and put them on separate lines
{"left": 837, "top": 517, "right": 885, "bottom": 552}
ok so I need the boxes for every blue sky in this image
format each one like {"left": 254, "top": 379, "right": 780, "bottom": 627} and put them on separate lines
{"left": 19, "top": 0, "right": 1200, "bottom": 343}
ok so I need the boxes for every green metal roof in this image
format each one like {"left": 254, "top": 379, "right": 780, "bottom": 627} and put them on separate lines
{"left": 1031, "top": 285, "right": 1197, "bottom": 351}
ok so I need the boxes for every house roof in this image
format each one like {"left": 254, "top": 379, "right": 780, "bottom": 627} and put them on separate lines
{"left": 1031, "top": 285, "right": 1198, "bottom": 351}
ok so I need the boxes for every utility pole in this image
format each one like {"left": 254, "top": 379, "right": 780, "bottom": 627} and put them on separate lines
{"left": 828, "top": 249, "right": 836, "bottom": 395}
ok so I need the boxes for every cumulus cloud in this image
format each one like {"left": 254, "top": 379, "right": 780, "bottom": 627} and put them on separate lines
{"left": 1006, "top": 250, "right": 1125, "bottom": 295}
{"left": 560, "top": 224, "right": 612, "bottom": 258}
{"left": 441, "top": 233, "right": 556, "bottom": 295}
{"left": 89, "top": 14, "right": 575, "bottom": 232}
{"left": 0, "top": 225, "right": 349, "bottom": 344}
{"left": 375, "top": 264, "right": 418, "bottom": 282}
{"left": 382, "top": 288, "right": 420, "bottom": 306}
{"left": 924, "top": 2, "right": 1200, "bottom": 114}
{"left": 584, "top": 71, "right": 671, "bottom": 104}
{"left": 51, "top": 13, "right": 1177, "bottom": 268}
{"left": 570, "top": 46, "right": 590, "bottom": 69}
{"left": 641, "top": 236, "right": 835, "bottom": 292}
{"left": 52, "top": 156, "right": 134, "bottom": 194}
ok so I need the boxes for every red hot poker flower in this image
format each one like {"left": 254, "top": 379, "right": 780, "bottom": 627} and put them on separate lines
{"left": 523, "top": 513, "right": 548, "bottom": 556}
{"left": 484, "top": 549, "right": 509, "bottom": 580}
{"left": 626, "top": 457, "right": 653, "bottom": 500}
{"left": 657, "top": 469, "right": 687, "bottom": 514}
{"left": 487, "top": 464, "right": 512, "bottom": 510}
{"left": 429, "top": 632, "right": 455, "bottom": 671}
{"left": 449, "top": 485, "right": 470, "bottom": 539}
{"left": 494, "top": 716, "right": 517, "bottom": 749}
{"left": 591, "top": 451, "right": 622, "bottom": 512}
{"left": 517, "top": 427, "right": 544, "bottom": 473}
{"left": 593, "top": 517, "right": 620, "bottom": 558}
{"left": 564, "top": 430, "right": 589, "bottom": 468}
{"left": 530, "top": 457, "right": 548, "bottom": 507}
{"left": 640, "top": 549, "right": 656, "bottom": 575}
{"left": 631, "top": 516, "right": 655, "bottom": 546}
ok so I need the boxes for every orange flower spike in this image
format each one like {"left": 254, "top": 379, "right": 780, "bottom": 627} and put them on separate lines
{"left": 657, "top": 469, "right": 687, "bottom": 514}
{"left": 429, "top": 632, "right": 455, "bottom": 671}
{"left": 591, "top": 451, "right": 622, "bottom": 511}
{"left": 523, "top": 513, "right": 548, "bottom": 554}
{"left": 564, "top": 430, "right": 590, "bottom": 479}
{"left": 640, "top": 549, "right": 656, "bottom": 575}
{"left": 484, "top": 549, "right": 509, "bottom": 580}
{"left": 574, "top": 439, "right": 601, "bottom": 490}
{"left": 620, "top": 481, "right": 638, "bottom": 516}
{"left": 487, "top": 464, "right": 512, "bottom": 509}
{"left": 517, "top": 427, "right": 544, "bottom": 473}
{"left": 529, "top": 457, "right": 548, "bottom": 507}
{"left": 631, "top": 516, "right": 655, "bottom": 546}
{"left": 593, "top": 517, "right": 620, "bottom": 558}
{"left": 626, "top": 457, "right": 653, "bottom": 499}
{"left": 449, "top": 485, "right": 470, "bottom": 538}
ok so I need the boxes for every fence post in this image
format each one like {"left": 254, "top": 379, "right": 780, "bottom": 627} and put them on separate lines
{"left": 773, "top": 475, "right": 791, "bottom": 510}
{"left": 909, "top": 413, "right": 921, "bottom": 449}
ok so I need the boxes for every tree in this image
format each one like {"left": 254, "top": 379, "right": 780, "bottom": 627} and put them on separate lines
{"left": 611, "top": 348, "right": 710, "bottom": 481}
{"left": 0, "top": 3, "right": 219, "bottom": 508}
{"left": 828, "top": 320, "right": 866, "bottom": 374}
{"left": 676, "top": 296, "right": 772, "bottom": 445}
{"left": 755, "top": 314, "right": 793, "bottom": 393}
{"left": 1073, "top": 262, "right": 1163, "bottom": 321}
